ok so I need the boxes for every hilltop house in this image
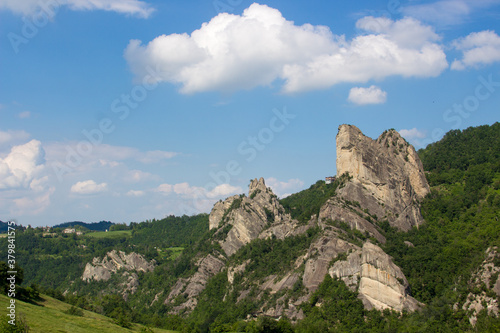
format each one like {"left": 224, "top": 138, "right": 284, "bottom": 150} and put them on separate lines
{"left": 325, "top": 176, "right": 336, "bottom": 184}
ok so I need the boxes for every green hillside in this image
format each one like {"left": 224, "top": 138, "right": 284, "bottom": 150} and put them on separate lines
{"left": 0, "top": 294, "right": 176, "bottom": 333}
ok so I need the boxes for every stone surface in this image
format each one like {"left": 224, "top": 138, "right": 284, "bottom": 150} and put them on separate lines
{"left": 302, "top": 231, "right": 356, "bottom": 290}
{"left": 335, "top": 125, "right": 429, "bottom": 231}
{"left": 210, "top": 177, "right": 298, "bottom": 257}
{"left": 82, "top": 250, "right": 155, "bottom": 282}
{"left": 165, "top": 253, "right": 226, "bottom": 312}
{"left": 329, "top": 242, "right": 421, "bottom": 312}
{"left": 462, "top": 247, "right": 500, "bottom": 325}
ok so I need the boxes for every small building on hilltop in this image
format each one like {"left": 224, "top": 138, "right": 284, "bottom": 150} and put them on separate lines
{"left": 325, "top": 176, "right": 336, "bottom": 184}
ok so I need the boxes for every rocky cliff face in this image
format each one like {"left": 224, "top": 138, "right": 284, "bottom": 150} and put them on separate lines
{"left": 82, "top": 250, "right": 156, "bottom": 282}
{"left": 82, "top": 250, "right": 156, "bottom": 299}
{"left": 334, "top": 125, "right": 429, "bottom": 231}
{"left": 329, "top": 242, "right": 421, "bottom": 311}
{"left": 211, "top": 177, "right": 297, "bottom": 257}
{"left": 461, "top": 247, "right": 500, "bottom": 325}
{"left": 165, "top": 253, "right": 226, "bottom": 312}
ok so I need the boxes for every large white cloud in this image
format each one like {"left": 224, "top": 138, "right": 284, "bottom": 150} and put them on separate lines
{"left": 348, "top": 85, "right": 387, "bottom": 105}
{"left": 451, "top": 30, "right": 500, "bottom": 70}
{"left": 0, "top": 0, "right": 154, "bottom": 18}
{"left": 0, "top": 139, "right": 45, "bottom": 189}
{"left": 71, "top": 180, "right": 108, "bottom": 194}
{"left": 125, "top": 3, "right": 448, "bottom": 94}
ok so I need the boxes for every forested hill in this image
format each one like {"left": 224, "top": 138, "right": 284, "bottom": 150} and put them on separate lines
{"left": 52, "top": 221, "right": 115, "bottom": 231}
{"left": 419, "top": 122, "right": 499, "bottom": 174}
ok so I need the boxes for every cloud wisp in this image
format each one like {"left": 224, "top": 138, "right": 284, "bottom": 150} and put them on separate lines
{"left": 348, "top": 86, "right": 387, "bottom": 105}
{"left": 401, "top": 0, "right": 500, "bottom": 27}
{"left": 0, "top": 0, "right": 155, "bottom": 18}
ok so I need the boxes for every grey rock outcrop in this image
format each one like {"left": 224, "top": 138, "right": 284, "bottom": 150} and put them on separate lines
{"left": 81, "top": 250, "right": 156, "bottom": 299}
{"left": 82, "top": 250, "right": 155, "bottom": 282}
{"left": 211, "top": 177, "right": 297, "bottom": 257}
{"left": 462, "top": 247, "right": 500, "bottom": 325}
{"left": 334, "top": 125, "right": 429, "bottom": 231}
{"left": 329, "top": 242, "right": 421, "bottom": 312}
{"left": 302, "top": 231, "right": 356, "bottom": 290}
{"left": 165, "top": 253, "right": 226, "bottom": 312}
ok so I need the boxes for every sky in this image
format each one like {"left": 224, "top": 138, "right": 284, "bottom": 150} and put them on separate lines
{"left": 0, "top": 0, "right": 499, "bottom": 227}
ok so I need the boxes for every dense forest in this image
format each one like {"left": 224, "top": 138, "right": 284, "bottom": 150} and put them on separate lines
{"left": 1, "top": 122, "right": 499, "bottom": 332}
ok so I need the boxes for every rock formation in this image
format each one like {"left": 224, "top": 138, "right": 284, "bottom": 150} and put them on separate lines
{"left": 82, "top": 250, "right": 155, "bottom": 282}
{"left": 461, "top": 247, "right": 500, "bottom": 325}
{"left": 165, "top": 253, "right": 226, "bottom": 312}
{"left": 211, "top": 177, "right": 297, "bottom": 257}
{"left": 329, "top": 242, "right": 421, "bottom": 311}
{"left": 82, "top": 250, "right": 156, "bottom": 299}
{"left": 334, "top": 124, "right": 429, "bottom": 231}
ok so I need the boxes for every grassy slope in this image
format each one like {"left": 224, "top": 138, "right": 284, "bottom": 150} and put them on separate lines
{"left": 85, "top": 230, "right": 132, "bottom": 239}
{"left": 0, "top": 294, "right": 177, "bottom": 333}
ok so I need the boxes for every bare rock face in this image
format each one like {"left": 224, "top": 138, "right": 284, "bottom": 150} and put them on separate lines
{"left": 82, "top": 250, "right": 155, "bottom": 282}
{"left": 209, "top": 195, "right": 238, "bottom": 230}
{"left": 335, "top": 125, "right": 429, "bottom": 231}
{"left": 302, "top": 231, "right": 357, "bottom": 290}
{"left": 210, "top": 177, "right": 297, "bottom": 257}
{"left": 329, "top": 242, "right": 421, "bottom": 312}
{"left": 165, "top": 253, "right": 226, "bottom": 312}
{"left": 462, "top": 247, "right": 500, "bottom": 325}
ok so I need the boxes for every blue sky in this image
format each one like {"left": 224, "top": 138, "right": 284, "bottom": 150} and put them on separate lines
{"left": 0, "top": 0, "right": 499, "bottom": 227}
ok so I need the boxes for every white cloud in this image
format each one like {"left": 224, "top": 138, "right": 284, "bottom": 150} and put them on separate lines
{"left": 266, "top": 177, "right": 304, "bottom": 198}
{"left": 30, "top": 175, "right": 49, "bottom": 192}
{"left": 399, "top": 128, "right": 427, "bottom": 148}
{"left": 348, "top": 85, "right": 387, "bottom": 105}
{"left": 126, "top": 189, "right": 145, "bottom": 197}
{"left": 125, "top": 169, "right": 159, "bottom": 183}
{"left": 124, "top": 3, "right": 448, "bottom": 94}
{"left": 136, "top": 150, "right": 178, "bottom": 164}
{"left": 0, "top": 140, "right": 45, "bottom": 189}
{"left": 206, "top": 183, "right": 242, "bottom": 198}
{"left": 70, "top": 180, "right": 108, "bottom": 194}
{"left": 0, "top": 130, "right": 30, "bottom": 147}
{"left": 45, "top": 142, "right": 178, "bottom": 175}
{"left": 0, "top": 0, "right": 154, "bottom": 18}
{"left": 157, "top": 182, "right": 242, "bottom": 199}
{"left": 155, "top": 182, "right": 242, "bottom": 216}
{"left": 402, "top": 0, "right": 500, "bottom": 27}
{"left": 399, "top": 128, "right": 426, "bottom": 140}
{"left": 13, "top": 187, "right": 55, "bottom": 216}
{"left": 451, "top": 30, "right": 500, "bottom": 70}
